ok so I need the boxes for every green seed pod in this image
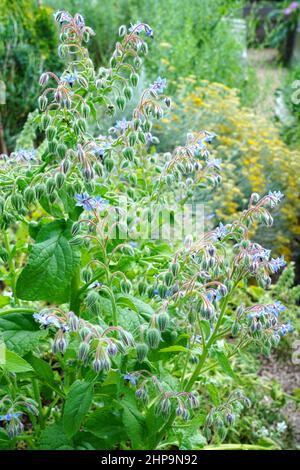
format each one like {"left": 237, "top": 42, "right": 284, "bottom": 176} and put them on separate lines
{"left": 158, "top": 284, "right": 167, "bottom": 298}
{"left": 71, "top": 221, "right": 81, "bottom": 236}
{"left": 171, "top": 262, "right": 179, "bottom": 276}
{"left": 133, "top": 119, "right": 140, "bottom": 131}
{"left": 73, "top": 122, "right": 80, "bottom": 136}
{"left": 129, "top": 132, "right": 137, "bottom": 146}
{"left": 104, "top": 158, "right": 114, "bottom": 172}
{"left": 46, "top": 126, "right": 57, "bottom": 141}
{"left": 81, "top": 266, "right": 93, "bottom": 283}
{"left": 38, "top": 95, "right": 48, "bottom": 111}
{"left": 116, "top": 96, "right": 126, "bottom": 111}
{"left": 124, "top": 86, "right": 133, "bottom": 101}
{"left": 55, "top": 172, "right": 65, "bottom": 189}
{"left": 120, "top": 279, "right": 132, "bottom": 294}
{"left": 77, "top": 118, "right": 87, "bottom": 133}
{"left": 130, "top": 73, "right": 139, "bottom": 87}
{"left": 62, "top": 159, "right": 71, "bottom": 174}
{"left": 66, "top": 184, "right": 75, "bottom": 197}
{"left": 24, "top": 187, "right": 36, "bottom": 205}
{"left": 46, "top": 177, "right": 56, "bottom": 194}
{"left": 48, "top": 191, "right": 57, "bottom": 204}
{"left": 123, "top": 147, "right": 134, "bottom": 161}
{"left": 165, "top": 272, "right": 173, "bottom": 286}
{"left": 138, "top": 131, "right": 146, "bottom": 144}
{"left": 35, "top": 183, "right": 45, "bottom": 200}
{"left": 110, "top": 56, "right": 117, "bottom": 68}
{"left": 146, "top": 328, "right": 161, "bottom": 349}
{"left": 0, "top": 246, "right": 8, "bottom": 262}
{"left": 48, "top": 140, "right": 58, "bottom": 154}
{"left": 129, "top": 174, "right": 137, "bottom": 185}
{"left": 41, "top": 114, "right": 51, "bottom": 130}
{"left": 81, "top": 102, "right": 91, "bottom": 118}
{"left": 0, "top": 196, "right": 4, "bottom": 215}
{"left": 11, "top": 193, "right": 23, "bottom": 211}
{"left": 57, "top": 143, "right": 67, "bottom": 159}
{"left": 136, "top": 343, "right": 149, "bottom": 362}
{"left": 143, "top": 119, "right": 152, "bottom": 132}
{"left": 157, "top": 312, "right": 169, "bottom": 332}
{"left": 94, "top": 162, "right": 103, "bottom": 176}
{"left": 138, "top": 281, "right": 147, "bottom": 296}
{"left": 147, "top": 286, "right": 155, "bottom": 298}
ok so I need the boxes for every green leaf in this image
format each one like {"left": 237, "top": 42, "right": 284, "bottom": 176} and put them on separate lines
{"left": 0, "top": 313, "right": 47, "bottom": 356}
{"left": 206, "top": 383, "right": 220, "bottom": 406}
{"left": 85, "top": 409, "right": 124, "bottom": 448}
{"left": 1, "top": 350, "right": 33, "bottom": 373}
{"left": 215, "top": 351, "right": 236, "bottom": 379}
{"left": 159, "top": 345, "right": 188, "bottom": 353}
{"left": 16, "top": 220, "right": 81, "bottom": 303}
{"left": 121, "top": 400, "right": 145, "bottom": 450}
{"left": 24, "top": 352, "right": 61, "bottom": 393}
{"left": 39, "top": 421, "right": 73, "bottom": 450}
{"left": 63, "top": 380, "right": 93, "bottom": 438}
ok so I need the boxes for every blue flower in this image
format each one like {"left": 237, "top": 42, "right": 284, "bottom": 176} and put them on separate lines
{"left": 150, "top": 77, "right": 167, "bottom": 94}
{"left": 0, "top": 412, "right": 22, "bottom": 422}
{"left": 265, "top": 301, "right": 286, "bottom": 317}
{"left": 124, "top": 373, "right": 137, "bottom": 386}
{"left": 206, "top": 157, "right": 222, "bottom": 170}
{"left": 93, "top": 195, "right": 109, "bottom": 212}
{"left": 129, "top": 21, "right": 153, "bottom": 37}
{"left": 33, "top": 312, "right": 60, "bottom": 328}
{"left": 268, "top": 190, "right": 284, "bottom": 206}
{"left": 14, "top": 148, "right": 36, "bottom": 162}
{"left": 75, "top": 192, "right": 93, "bottom": 211}
{"left": 115, "top": 118, "right": 129, "bottom": 132}
{"left": 278, "top": 321, "right": 293, "bottom": 336}
{"left": 268, "top": 255, "right": 286, "bottom": 273}
{"left": 203, "top": 131, "right": 216, "bottom": 144}
{"left": 212, "top": 222, "right": 227, "bottom": 241}
{"left": 64, "top": 72, "right": 78, "bottom": 87}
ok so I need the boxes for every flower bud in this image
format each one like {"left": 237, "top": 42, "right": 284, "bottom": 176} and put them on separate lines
{"left": 57, "top": 143, "right": 67, "bottom": 159}
{"left": 46, "top": 177, "right": 56, "bottom": 195}
{"left": 55, "top": 172, "right": 65, "bottom": 188}
{"left": 123, "top": 147, "right": 134, "bottom": 161}
{"left": 136, "top": 342, "right": 148, "bottom": 362}
{"left": 11, "top": 193, "right": 23, "bottom": 212}
{"left": 46, "top": 126, "right": 57, "bottom": 141}
{"left": 130, "top": 73, "right": 139, "bottom": 87}
{"left": 78, "top": 341, "right": 90, "bottom": 362}
{"left": 146, "top": 328, "right": 161, "bottom": 349}
{"left": 124, "top": 86, "right": 133, "bottom": 101}
{"left": 24, "top": 187, "right": 36, "bottom": 206}
{"left": 41, "top": 114, "right": 51, "bottom": 130}
{"left": 38, "top": 95, "right": 48, "bottom": 111}
{"left": 116, "top": 96, "right": 126, "bottom": 111}
{"left": 157, "top": 312, "right": 169, "bottom": 332}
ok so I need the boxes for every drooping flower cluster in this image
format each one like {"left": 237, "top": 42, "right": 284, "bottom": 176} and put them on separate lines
{"left": 0, "top": 395, "right": 38, "bottom": 438}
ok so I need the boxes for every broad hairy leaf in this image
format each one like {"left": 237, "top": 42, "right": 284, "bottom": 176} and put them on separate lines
{"left": 39, "top": 421, "right": 73, "bottom": 450}
{"left": 0, "top": 313, "right": 47, "bottom": 356}
{"left": 63, "top": 380, "right": 93, "bottom": 438}
{"left": 85, "top": 409, "right": 124, "bottom": 448}
{"left": 1, "top": 350, "right": 33, "bottom": 373}
{"left": 214, "top": 351, "right": 236, "bottom": 379}
{"left": 16, "top": 219, "right": 81, "bottom": 303}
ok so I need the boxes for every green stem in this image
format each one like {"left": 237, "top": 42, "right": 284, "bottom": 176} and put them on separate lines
{"left": 32, "top": 379, "right": 45, "bottom": 429}
{"left": 69, "top": 267, "right": 81, "bottom": 314}
{"left": 0, "top": 308, "right": 36, "bottom": 316}
{"left": 3, "top": 230, "right": 19, "bottom": 304}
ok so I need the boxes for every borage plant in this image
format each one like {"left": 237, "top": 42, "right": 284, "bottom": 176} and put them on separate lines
{"left": 0, "top": 11, "right": 291, "bottom": 450}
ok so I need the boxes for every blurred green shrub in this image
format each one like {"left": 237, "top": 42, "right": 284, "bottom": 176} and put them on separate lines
{"left": 0, "top": 0, "right": 60, "bottom": 152}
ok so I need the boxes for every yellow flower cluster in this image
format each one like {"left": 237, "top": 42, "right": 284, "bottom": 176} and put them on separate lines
{"left": 158, "top": 78, "right": 300, "bottom": 258}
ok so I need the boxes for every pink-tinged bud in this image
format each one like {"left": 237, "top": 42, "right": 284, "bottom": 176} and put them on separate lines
{"left": 39, "top": 73, "right": 49, "bottom": 86}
